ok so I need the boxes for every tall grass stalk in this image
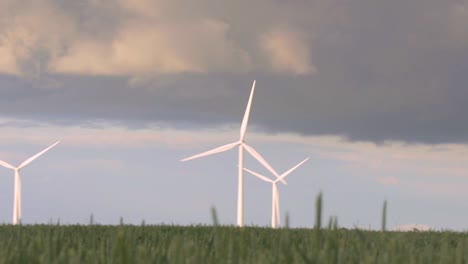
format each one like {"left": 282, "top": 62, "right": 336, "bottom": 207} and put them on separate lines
{"left": 315, "top": 192, "right": 323, "bottom": 229}
{"left": 210, "top": 206, "right": 219, "bottom": 226}
{"left": 333, "top": 216, "right": 338, "bottom": 230}
{"left": 382, "top": 200, "right": 387, "bottom": 232}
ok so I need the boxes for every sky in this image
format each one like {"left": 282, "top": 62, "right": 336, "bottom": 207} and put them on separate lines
{"left": 0, "top": 0, "right": 468, "bottom": 230}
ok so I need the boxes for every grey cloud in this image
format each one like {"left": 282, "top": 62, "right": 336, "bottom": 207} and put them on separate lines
{"left": 0, "top": 0, "right": 322, "bottom": 75}
{"left": 1, "top": 0, "right": 468, "bottom": 144}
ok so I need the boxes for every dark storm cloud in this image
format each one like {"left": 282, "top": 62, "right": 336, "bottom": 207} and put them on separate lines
{"left": 1, "top": 0, "right": 468, "bottom": 144}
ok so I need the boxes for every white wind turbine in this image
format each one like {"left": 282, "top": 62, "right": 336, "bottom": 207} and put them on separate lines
{"left": 244, "top": 157, "right": 309, "bottom": 228}
{"left": 0, "top": 141, "right": 60, "bottom": 225}
{"left": 181, "top": 80, "right": 282, "bottom": 227}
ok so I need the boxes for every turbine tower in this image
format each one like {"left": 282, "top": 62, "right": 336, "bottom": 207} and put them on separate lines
{"left": 181, "top": 80, "right": 280, "bottom": 227}
{"left": 0, "top": 141, "right": 60, "bottom": 225}
{"left": 244, "top": 157, "right": 309, "bottom": 228}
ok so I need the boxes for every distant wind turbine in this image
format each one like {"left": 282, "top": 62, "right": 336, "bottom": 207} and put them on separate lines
{"left": 244, "top": 157, "right": 309, "bottom": 228}
{"left": 0, "top": 141, "right": 60, "bottom": 225}
{"left": 181, "top": 80, "right": 281, "bottom": 227}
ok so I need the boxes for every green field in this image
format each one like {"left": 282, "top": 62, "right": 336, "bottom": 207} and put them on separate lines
{"left": 0, "top": 224, "right": 467, "bottom": 264}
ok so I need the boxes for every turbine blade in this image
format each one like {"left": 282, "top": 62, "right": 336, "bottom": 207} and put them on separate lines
{"left": 19, "top": 141, "right": 60, "bottom": 169}
{"left": 244, "top": 168, "right": 273, "bottom": 183}
{"left": 181, "top": 141, "right": 239, "bottom": 162}
{"left": 239, "top": 80, "right": 256, "bottom": 141}
{"left": 0, "top": 160, "right": 15, "bottom": 170}
{"left": 243, "top": 143, "right": 287, "bottom": 184}
{"left": 275, "top": 157, "right": 310, "bottom": 183}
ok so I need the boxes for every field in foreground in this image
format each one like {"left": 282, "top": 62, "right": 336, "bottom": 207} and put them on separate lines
{"left": 0, "top": 225, "right": 467, "bottom": 263}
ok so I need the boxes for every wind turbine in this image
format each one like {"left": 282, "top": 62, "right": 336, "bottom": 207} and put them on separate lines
{"left": 0, "top": 141, "right": 60, "bottom": 225}
{"left": 181, "top": 80, "right": 281, "bottom": 227}
{"left": 244, "top": 157, "right": 309, "bottom": 228}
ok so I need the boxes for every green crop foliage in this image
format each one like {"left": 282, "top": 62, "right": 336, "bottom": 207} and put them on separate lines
{"left": 0, "top": 225, "right": 466, "bottom": 263}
